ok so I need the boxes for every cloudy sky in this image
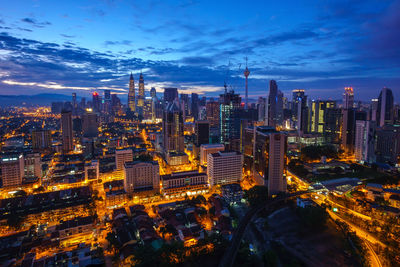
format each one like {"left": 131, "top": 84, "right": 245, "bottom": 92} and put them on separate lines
{"left": 0, "top": 0, "right": 399, "bottom": 101}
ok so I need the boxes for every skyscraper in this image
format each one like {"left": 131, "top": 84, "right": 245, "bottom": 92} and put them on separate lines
{"left": 32, "top": 129, "right": 52, "bottom": 150}
{"left": 243, "top": 126, "right": 287, "bottom": 196}
{"left": 163, "top": 100, "right": 184, "bottom": 154}
{"left": 128, "top": 73, "right": 136, "bottom": 112}
{"left": 195, "top": 120, "right": 210, "bottom": 146}
{"left": 103, "top": 90, "right": 111, "bottom": 114}
{"left": 355, "top": 120, "right": 376, "bottom": 163}
{"left": 219, "top": 89, "right": 241, "bottom": 145}
{"left": 292, "top": 90, "right": 308, "bottom": 133}
{"left": 191, "top": 93, "right": 199, "bottom": 120}
{"left": 266, "top": 80, "right": 278, "bottom": 127}
{"left": 343, "top": 87, "right": 354, "bottom": 109}
{"left": 207, "top": 151, "right": 243, "bottom": 186}
{"left": 82, "top": 109, "right": 98, "bottom": 138}
{"left": 150, "top": 87, "right": 156, "bottom": 98}
{"left": 72, "top": 93, "right": 77, "bottom": 115}
{"left": 61, "top": 110, "right": 73, "bottom": 153}
{"left": 164, "top": 88, "right": 178, "bottom": 105}
{"left": 92, "top": 92, "right": 101, "bottom": 113}
{"left": 377, "top": 87, "right": 394, "bottom": 127}
{"left": 310, "top": 100, "right": 336, "bottom": 133}
{"left": 138, "top": 72, "right": 145, "bottom": 108}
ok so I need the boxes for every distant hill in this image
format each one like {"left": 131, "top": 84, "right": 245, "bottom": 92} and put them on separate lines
{"left": 0, "top": 93, "right": 72, "bottom": 106}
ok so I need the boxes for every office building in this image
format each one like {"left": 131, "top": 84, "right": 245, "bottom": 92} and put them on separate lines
{"left": 219, "top": 90, "right": 241, "bottom": 145}
{"left": 61, "top": 110, "right": 73, "bottom": 153}
{"left": 343, "top": 87, "right": 354, "bottom": 109}
{"left": 0, "top": 154, "right": 24, "bottom": 187}
{"left": 137, "top": 72, "right": 145, "bottom": 109}
{"left": 82, "top": 110, "right": 98, "bottom": 138}
{"left": 266, "top": 80, "right": 278, "bottom": 127}
{"left": 163, "top": 101, "right": 185, "bottom": 154}
{"left": 150, "top": 87, "right": 156, "bottom": 98}
{"left": 310, "top": 100, "right": 336, "bottom": 133}
{"left": 207, "top": 151, "right": 243, "bottom": 186}
{"left": 355, "top": 120, "right": 376, "bottom": 164}
{"left": 257, "top": 97, "right": 266, "bottom": 122}
{"left": 195, "top": 120, "right": 210, "bottom": 146}
{"left": 124, "top": 161, "right": 160, "bottom": 193}
{"left": 200, "top": 144, "right": 225, "bottom": 166}
{"left": 243, "top": 126, "right": 287, "bottom": 196}
{"left": 191, "top": 93, "right": 199, "bottom": 120}
{"left": 92, "top": 92, "right": 101, "bottom": 113}
{"left": 206, "top": 100, "right": 220, "bottom": 138}
{"left": 115, "top": 148, "right": 133, "bottom": 171}
{"left": 164, "top": 88, "right": 178, "bottom": 105}
{"left": 377, "top": 87, "right": 394, "bottom": 127}
{"left": 32, "top": 129, "right": 52, "bottom": 150}
{"left": 375, "top": 125, "right": 400, "bottom": 165}
{"left": 128, "top": 73, "right": 136, "bottom": 112}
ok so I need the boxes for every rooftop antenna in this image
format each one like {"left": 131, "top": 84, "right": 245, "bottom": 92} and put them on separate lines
{"left": 224, "top": 60, "right": 231, "bottom": 94}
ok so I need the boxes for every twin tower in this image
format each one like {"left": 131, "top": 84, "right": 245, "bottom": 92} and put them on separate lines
{"left": 127, "top": 72, "right": 145, "bottom": 112}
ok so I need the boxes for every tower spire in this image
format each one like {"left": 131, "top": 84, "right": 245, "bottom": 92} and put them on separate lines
{"left": 244, "top": 57, "right": 250, "bottom": 109}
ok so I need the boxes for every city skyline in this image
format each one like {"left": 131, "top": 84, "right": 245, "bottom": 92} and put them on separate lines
{"left": 0, "top": 0, "right": 399, "bottom": 101}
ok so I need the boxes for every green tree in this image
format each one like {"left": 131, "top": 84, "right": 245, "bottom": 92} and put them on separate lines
{"left": 244, "top": 185, "right": 268, "bottom": 207}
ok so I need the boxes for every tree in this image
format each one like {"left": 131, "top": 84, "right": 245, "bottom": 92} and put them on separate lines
{"left": 297, "top": 205, "right": 328, "bottom": 230}
{"left": 244, "top": 185, "right": 268, "bottom": 207}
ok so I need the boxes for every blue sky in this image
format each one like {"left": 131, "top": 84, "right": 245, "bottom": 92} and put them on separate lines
{"left": 0, "top": 0, "right": 399, "bottom": 101}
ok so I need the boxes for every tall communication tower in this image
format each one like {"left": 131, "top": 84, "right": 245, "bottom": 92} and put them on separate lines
{"left": 244, "top": 57, "right": 250, "bottom": 109}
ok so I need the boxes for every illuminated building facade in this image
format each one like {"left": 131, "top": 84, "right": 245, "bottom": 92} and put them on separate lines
{"left": 207, "top": 151, "right": 243, "bottom": 186}
{"left": 377, "top": 87, "right": 394, "bottom": 127}
{"left": 61, "top": 110, "right": 74, "bottom": 153}
{"left": 128, "top": 73, "right": 136, "bottom": 112}
{"left": 219, "top": 90, "right": 241, "bottom": 145}
{"left": 124, "top": 161, "right": 160, "bottom": 193}
{"left": 0, "top": 154, "right": 24, "bottom": 187}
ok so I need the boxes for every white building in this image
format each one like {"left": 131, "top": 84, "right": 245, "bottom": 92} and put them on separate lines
{"left": 200, "top": 144, "right": 225, "bottom": 166}
{"left": 1, "top": 154, "right": 24, "bottom": 187}
{"left": 207, "top": 151, "right": 243, "bottom": 186}
{"left": 355, "top": 120, "right": 376, "bottom": 164}
{"left": 124, "top": 161, "right": 160, "bottom": 193}
{"left": 161, "top": 171, "right": 208, "bottom": 197}
{"left": 115, "top": 148, "right": 133, "bottom": 171}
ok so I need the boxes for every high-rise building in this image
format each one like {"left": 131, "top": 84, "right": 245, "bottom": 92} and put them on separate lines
{"left": 128, "top": 73, "right": 136, "bottom": 112}
{"left": 115, "top": 148, "right": 133, "bottom": 171}
{"left": 370, "top": 98, "right": 378, "bottom": 122}
{"left": 61, "top": 110, "right": 73, "bottom": 153}
{"left": 103, "top": 90, "right": 111, "bottom": 114}
{"left": 150, "top": 87, "right": 156, "bottom": 98}
{"left": 343, "top": 87, "right": 354, "bottom": 109}
{"left": 191, "top": 93, "right": 199, "bottom": 120}
{"left": 324, "top": 108, "right": 342, "bottom": 144}
{"left": 180, "top": 93, "right": 189, "bottom": 117}
{"left": 207, "top": 151, "right": 243, "bottom": 186}
{"left": 219, "top": 90, "right": 241, "bottom": 145}
{"left": 243, "top": 126, "right": 287, "bottom": 196}
{"left": 377, "top": 87, "right": 394, "bottom": 127}
{"left": 266, "top": 80, "right": 278, "bottom": 127}
{"left": 200, "top": 144, "right": 225, "bottom": 166}
{"left": 206, "top": 100, "right": 220, "bottom": 139}
{"left": 32, "top": 129, "right": 52, "bottom": 150}
{"left": 355, "top": 120, "right": 376, "bottom": 164}
{"left": 137, "top": 72, "right": 145, "bottom": 109}
{"left": 124, "top": 161, "right": 160, "bottom": 193}
{"left": 375, "top": 125, "right": 400, "bottom": 164}
{"left": 72, "top": 93, "right": 77, "bottom": 115}
{"left": 195, "top": 120, "right": 210, "bottom": 147}
{"left": 111, "top": 94, "right": 122, "bottom": 115}
{"left": 310, "top": 100, "right": 336, "bottom": 133}
{"left": 82, "top": 109, "right": 98, "bottom": 138}
{"left": 341, "top": 108, "right": 356, "bottom": 153}
{"left": 164, "top": 88, "right": 178, "bottom": 105}
{"left": 0, "top": 154, "right": 24, "bottom": 187}
{"left": 291, "top": 89, "right": 305, "bottom": 121}
{"left": 257, "top": 97, "right": 266, "bottom": 122}
{"left": 163, "top": 100, "right": 185, "bottom": 154}
{"left": 92, "top": 92, "right": 101, "bottom": 113}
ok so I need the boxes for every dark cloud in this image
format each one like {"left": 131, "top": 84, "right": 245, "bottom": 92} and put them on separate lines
{"left": 21, "top": 17, "right": 52, "bottom": 28}
{"left": 104, "top": 40, "right": 133, "bottom": 46}
{"left": 60, "top": 34, "right": 75, "bottom": 38}
{"left": 180, "top": 56, "right": 215, "bottom": 66}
